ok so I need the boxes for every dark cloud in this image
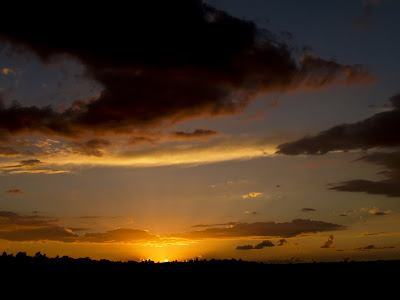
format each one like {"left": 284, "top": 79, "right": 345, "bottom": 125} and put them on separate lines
{"left": 0, "top": 210, "right": 159, "bottom": 243}
{"left": 330, "top": 150, "right": 400, "bottom": 197}
{"left": 236, "top": 240, "right": 274, "bottom": 250}
{"left": 330, "top": 179, "right": 400, "bottom": 197}
{"left": 178, "top": 219, "right": 345, "bottom": 239}
{"left": 254, "top": 240, "right": 275, "bottom": 249}
{"left": 1, "top": 159, "right": 42, "bottom": 169}
{"left": 236, "top": 244, "right": 255, "bottom": 250}
{"left": 277, "top": 239, "right": 288, "bottom": 246}
{"left": 277, "top": 93, "right": 400, "bottom": 197}
{"left": 171, "top": 129, "right": 219, "bottom": 140}
{"left": 320, "top": 235, "right": 335, "bottom": 248}
{"left": 191, "top": 222, "right": 238, "bottom": 228}
{"left": 4, "top": 189, "right": 24, "bottom": 194}
{"left": 302, "top": 208, "right": 316, "bottom": 212}
{"left": 276, "top": 94, "right": 400, "bottom": 155}
{"left": 0, "top": 211, "right": 77, "bottom": 242}
{"left": 354, "top": 244, "right": 395, "bottom": 251}
{"left": 0, "top": 1, "right": 372, "bottom": 140}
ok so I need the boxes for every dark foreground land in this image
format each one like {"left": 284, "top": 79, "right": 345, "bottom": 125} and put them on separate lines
{"left": 2, "top": 251, "right": 399, "bottom": 273}
{"left": 2, "top": 251, "right": 400, "bottom": 266}
{"left": 1, "top": 251, "right": 398, "bottom": 290}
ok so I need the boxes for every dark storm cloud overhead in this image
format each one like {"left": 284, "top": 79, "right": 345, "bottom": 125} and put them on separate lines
{"left": 177, "top": 219, "right": 345, "bottom": 239}
{"left": 0, "top": 1, "right": 373, "bottom": 139}
{"left": 276, "top": 94, "right": 400, "bottom": 155}
{"left": 171, "top": 129, "right": 219, "bottom": 140}
{"left": 329, "top": 150, "right": 400, "bottom": 197}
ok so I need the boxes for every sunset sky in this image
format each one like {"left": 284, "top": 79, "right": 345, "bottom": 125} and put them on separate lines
{"left": 1, "top": 0, "right": 400, "bottom": 263}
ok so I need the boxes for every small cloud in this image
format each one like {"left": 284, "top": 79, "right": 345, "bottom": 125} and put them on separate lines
{"left": 1, "top": 159, "right": 42, "bottom": 170}
{"left": 244, "top": 211, "right": 257, "bottom": 214}
{"left": 254, "top": 240, "right": 274, "bottom": 249}
{"left": 191, "top": 222, "right": 238, "bottom": 228}
{"left": 1, "top": 68, "right": 16, "bottom": 76}
{"left": 242, "top": 192, "right": 262, "bottom": 199}
{"left": 5, "top": 189, "right": 24, "bottom": 194}
{"left": 170, "top": 129, "right": 219, "bottom": 140}
{"left": 301, "top": 208, "right": 316, "bottom": 212}
{"left": 361, "top": 232, "right": 386, "bottom": 236}
{"left": 236, "top": 244, "right": 254, "bottom": 250}
{"left": 354, "top": 244, "right": 395, "bottom": 251}
{"left": 236, "top": 240, "right": 274, "bottom": 250}
{"left": 320, "top": 235, "right": 335, "bottom": 248}
{"left": 369, "top": 207, "right": 391, "bottom": 215}
{"left": 277, "top": 239, "right": 287, "bottom": 246}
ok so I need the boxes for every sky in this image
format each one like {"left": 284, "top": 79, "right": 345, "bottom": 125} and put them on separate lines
{"left": 0, "top": 0, "right": 400, "bottom": 263}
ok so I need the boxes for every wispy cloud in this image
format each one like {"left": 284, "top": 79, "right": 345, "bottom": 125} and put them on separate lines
{"left": 4, "top": 189, "right": 24, "bottom": 194}
{"left": 170, "top": 129, "right": 219, "bottom": 140}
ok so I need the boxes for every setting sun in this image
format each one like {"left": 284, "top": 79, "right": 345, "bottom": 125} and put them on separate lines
{"left": 0, "top": 0, "right": 399, "bottom": 268}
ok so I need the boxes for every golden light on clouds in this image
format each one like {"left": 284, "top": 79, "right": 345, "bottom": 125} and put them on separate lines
{"left": 0, "top": 136, "right": 280, "bottom": 171}
{"left": 242, "top": 192, "right": 263, "bottom": 199}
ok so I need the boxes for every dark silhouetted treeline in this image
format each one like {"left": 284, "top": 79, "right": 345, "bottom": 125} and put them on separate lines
{"left": 1, "top": 251, "right": 398, "bottom": 287}
{"left": 2, "top": 250, "right": 400, "bottom": 268}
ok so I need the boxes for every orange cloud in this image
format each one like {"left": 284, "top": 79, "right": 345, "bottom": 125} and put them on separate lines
{"left": 5, "top": 189, "right": 24, "bottom": 194}
{"left": 242, "top": 192, "right": 262, "bottom": 199}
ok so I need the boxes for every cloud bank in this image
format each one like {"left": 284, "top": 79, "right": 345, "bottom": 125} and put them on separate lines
{"left": 0, "top": 211, "right": 345, "bottom": 244}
